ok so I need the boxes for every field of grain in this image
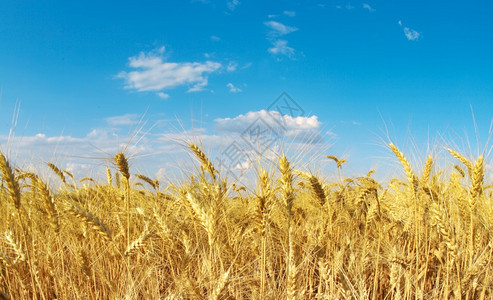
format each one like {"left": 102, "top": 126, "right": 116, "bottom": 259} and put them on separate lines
{"left": 1, "top": 143, "right": 492, "bottom": 299}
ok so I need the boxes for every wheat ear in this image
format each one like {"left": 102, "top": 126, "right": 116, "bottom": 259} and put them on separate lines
{"left": 47, "top": 162, "right": 67, "bottom": 184}
{"left": 389, "top": 143, "right": 417, "bottom": 188}
{"left": 37, "top": 178, "right": 60, "bottom": 232}
{"left": 210, "top": 266, "right": 232, "bottom": 300}
{"left": 421, "top": 155, "right": 433, "bottom": 184}
{"left": 470, "top": 155, "right": 484, "bottom": 201}
{"left": 125, "top": 228, "right": 153, "bottom": 256}
{"left": 447, "top": 149, "right": 473, "bottom": 178}
{"left": 190, "top": 143, "right": 217, "bottom": 180}
{"left": 135, "top": 174, "right": 157, "bottom": 190}
{"left": 0, "top": 152, "right": 21, "bottom": 209}
{"left": 114, "top": 153, "right": 130, "bottom": 180}
{"left": 279, "top": 156, "right": 294, "bottom": 214}
{"left": 65, "top": 202, "right": 111, "bottom": 242}
{"left": 326, "top": 155, "right": 346, "bottom": 169}
{"left": 106, "top": 166, "right": 113, "bottom": 185}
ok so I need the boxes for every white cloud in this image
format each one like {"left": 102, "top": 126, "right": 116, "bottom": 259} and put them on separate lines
{"left": 210, "top": 35, "right": 221, "bottom": 41}
{"left": 362, "top": 3, "right": 375, "bottom": 12}
{"left": 264, "top": 21, "right": 298, "bottom": 36}
{"left": 403, "top": 27, "right": 420, "bottom": 41}
{"left": 335, "top": 3, "right": 354, "bottom": 9}
{"left": 264, "top": 21, "right": 298, "bottom": 59}
{"left": 117, "top": 47, "right": 222, "bottom": 96}
{"left": 241, "top": 62, "right": 253, "bottom": 69}
{"left": 105, "top": 114, "right": 140, "bottom": 126}
{"left": 226, "top": 61, "right": 238, "bottom": 72}
{"left": 283, "top": 10, "right": 296, "bottom": 17}
{"left": 214, "top": 110, "right": 321, "bottom": 140}
{"left": 268, "top": 40, "right": 295, "bottom": 58}
{"left": 157, "top": 92, "right": 170, "bottom": 100}
{"left": 267, "top": 14, "right": 277, "bottom": 18}
{"left": 186, "top": 80, "right": 209, "bottom": 92}
{"left": 66, "top": 163, "right": 92, "bottom": 174}
{"left": 398, "top": 21, "right": 421, "bottom": 41}
{"left": 227, "top": 83, "right": 242, "bottom": 93}
{"left": 227, "top": 0, "right": 240, "bottom": 11}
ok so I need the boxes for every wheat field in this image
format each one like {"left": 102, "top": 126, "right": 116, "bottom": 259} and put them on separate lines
{"left": 1, "top": 142, "right": 492, "bottom": 299}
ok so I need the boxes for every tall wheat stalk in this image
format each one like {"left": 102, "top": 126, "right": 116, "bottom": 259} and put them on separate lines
{"left": 279, "top": 156, "right": 297, "bottom": 300}
{"left": 389, "top": 143, "right": 421, "bottom": 293}
{"left": 256, "top": 169, "right": 271, "bottom": 297}
{"left": 115, "top": 152, "right": 131, "bottom": 247}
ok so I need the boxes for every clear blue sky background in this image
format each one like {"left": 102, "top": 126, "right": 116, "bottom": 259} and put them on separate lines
{"left": 1, "top": 0, "right": 492, "bottom": 179}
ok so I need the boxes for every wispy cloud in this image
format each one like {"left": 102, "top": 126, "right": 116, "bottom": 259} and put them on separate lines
{"left": 268, "top": 40, "right": 295, "bottom": 58}
{"left": 105, "top": 114, "right": 140, "bottom": 126}
{"left": 264, "top": 21, "right": 298, "bottom": 36}
{"left": 283, "top": 10, "right": 296, "bottom": 17}
{"left": 226, "top": 83, "right": 242, "bottom": 92}
{"left": 157, "top": 92, "right": 169, "bottom": 100}
{"left": 362, "top": 3, "right": 375, "bottom": 12}
{"left": 337, "top": 3, "right": 355, "bottom": 10}
{"left": 226, "top": 61, "right": 238, "bottom": 72}
{"left": 117, "top": 46, "right": 222, "bottom": 97}
{"left": 241, "top": 62, "right": 253, "bottom": 69}
{"left": 403, "top": 27, "right": 420, "bottom": 41}
{"left": 264, "top": 21, "right": 298, "bottom": 59}
{"left": 398, "top": 20, "right": 421, "bottom": 41}
{"left": 210, "top": 35, "right": 221, "bottom": 41}
{"left": 227, "top": 0, "right": 240, "bottom": 11}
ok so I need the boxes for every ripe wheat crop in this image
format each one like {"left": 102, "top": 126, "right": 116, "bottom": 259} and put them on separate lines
{"left": 1, "top": 143, "right": 493, "bottom": 299}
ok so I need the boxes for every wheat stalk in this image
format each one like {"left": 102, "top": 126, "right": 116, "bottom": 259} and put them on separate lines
{"left": 75, "top": 249, "right": 91, "bottom": 277}
{"left": 279, "top": 156, "right": 297, "bottom": 300}
{"left": 190, "top": 143, "right": 217, "bottom": 180}
{"left": 389, "top": 143, "right": 417, "bottom": 189}
{"left": 106, "top": 166, "right": 113, "bottom": 186}
{"left": 447, "top": 149, "right": 473, "bottom": 178}
{"left": 470, "top": 155, "right": 484, "bottom": 201}
{"left": 125, "top": 229, "right": 153, "bottom": 256}
{"left": 37, "top": 178, "right": 59, "bottom": 232}
{"left": 47, "top": 162, "right": 67, "bottom": 184}
{"left": 79, "top": 177, "right": 95, "bottom": 184}
{"left": 135, "top": 174, "right": 157, "bottom": 190}
{"left": 185, "top": 192, "right": 216, "bottom": 249}
{"left": 210, "top": 266, "right": 232, "bottom": 300}
{"left": 4, "top": 232, "right": 26, "bottom": 265}
{"left": 421, "top": 155, "right": 433, "bottom": 184}
{"left": 453, "top": 165, "right": 465, "bottom": 178}
{"left": 0, "top": 151, "right": 21, "bottom": 209}
{"left": 65, "top": 202, "right": 111, "bottom": 242}
{"left": 256, "top": 169, "right": 271, "bottom": 298}
{"left": 279, "top": 156, "right": 294, "bottom": 215}
{"left": 114, "top": 153, "right": 130, "bottom": 180}
{"left": 326, "top": 155, "right": 346, "bottom": 169}
{"left": 308, "top": 174, "right": 327, "bottom": 206}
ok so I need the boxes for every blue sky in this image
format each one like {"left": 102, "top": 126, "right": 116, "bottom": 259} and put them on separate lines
{"left": 1, "top": 0, "right": 492, "bottom": 181}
